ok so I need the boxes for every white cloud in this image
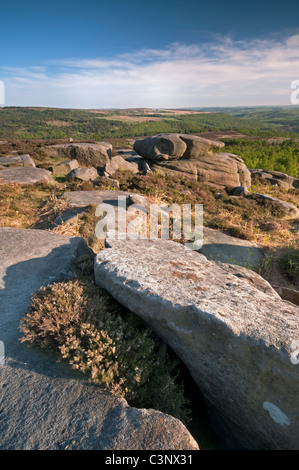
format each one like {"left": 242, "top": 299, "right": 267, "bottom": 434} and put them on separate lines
{"left": 1, "top": 34, "right": 299, "bottom": 108}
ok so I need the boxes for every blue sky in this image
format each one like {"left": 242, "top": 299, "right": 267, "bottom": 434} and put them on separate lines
{"left": 1, "top": 0, "right": 299, "bottom": 108}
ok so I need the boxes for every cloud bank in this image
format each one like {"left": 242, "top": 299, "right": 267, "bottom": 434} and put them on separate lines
{"left": 1, "top": 34, "right": 299, "bottom": 108}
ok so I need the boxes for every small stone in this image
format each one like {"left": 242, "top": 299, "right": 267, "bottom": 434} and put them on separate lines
{"left": 66, "top": 167, "right": 99, "bottom": 181}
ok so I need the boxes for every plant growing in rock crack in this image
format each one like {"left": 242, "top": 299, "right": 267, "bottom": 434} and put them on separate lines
{"left": 20, "top": 278, "right": 190, "bottom": 423}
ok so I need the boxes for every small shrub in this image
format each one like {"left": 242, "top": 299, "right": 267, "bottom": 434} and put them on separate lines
{"left": 20, "top": 279, "right": 190, "bottom": 423}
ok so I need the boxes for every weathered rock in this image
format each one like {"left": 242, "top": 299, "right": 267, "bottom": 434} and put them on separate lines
{"left": 132, "top": 134, "right": 251, "bottom": 188}
{"left": 179, "top": 134, "right": 225, "bottom": 160}
{"left": 134, "top": 133, "right": 225, "bottom": 161}
{"left": 273, "top": 285, "right": 299, "bottom": 306}
{"left": 134, "top": 133, "right": 186, "bottom": 161}
{"left": 199, "top": 227, "right": 263, "bottom": 268}
{"left": 124, "top": 155, "right": 152, "bottom": 173}
{"left": 102, "top": 155, "right": 140, "bottom": 177}
{"left": 218, "top": 263, "right": 280, "bottom": 297}
{"left": 95, "top": 237, "right": 299, "bottom": 450}
{"left": 0, "top": 167, "right": 53, "bottom": 184}
{"left": 66, "top": 167, "right": 99, "bottom": 181}
{"left": 150, "top": 153, "right": 251, "bottom": 189}
{"left": 38, "top": 143, "right": 112, "bottom": 169}
{"left": 0, "top": 228, "right": 198, "bottom": 450}
{"left": 61, "top": 190, "right": 132, "bottom": 207}
{"left": 232, "top": 186, "right": 249, "bottom": 197}
{"left": 52, "top": 159, "right": 79, "bottom": 176}
{"left": 0, "top": 154, "right": 35, "bottom": 168}
{"left": 51, "top": 206, "right": 89, "bottom": 228}
{"left": 250, "top": 169, "right": 299, "bottom": 191}
{"left": 247, "top": 193, "right": 299, "bottom": 218}
{"left": 268, "top": 179, "right": 293, "bottom": 191}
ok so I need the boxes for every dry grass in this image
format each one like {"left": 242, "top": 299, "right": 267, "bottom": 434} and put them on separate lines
{"left": 51, "top": 204, "right": 106, "bottom": 253}
{"left": 256, "top": 246, "right": 299, "bottom": 291}
{"left": 1, "top": 167, "right": 298, "bottom": 287}
{"left": 111, "top": 171, "right": 298, "bottom": 248}
{"left": 0, "top": 183, "right": 61, "bottom": 228}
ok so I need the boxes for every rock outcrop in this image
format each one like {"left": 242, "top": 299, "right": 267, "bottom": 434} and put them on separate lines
{"left": 0, "top": 154, "right": 35, "bottom": 168}
{"left": 133, "top": 134, "right": 251, "bottom": 189}
{"left": 273, "top": 285, "right": 299, "bottom": 306}
{"left": 0, "top": 167, "right": 53, "bottom": 184}
{"left": 94, "top": 237, "right": 299, "bottom": 450}
{"left": 150, "top": 153, "right": 251, "bottom": 188}
{"left": 250, "top": 169, "right": 299, "bottom": 191}
{"left": 38, "top": 142, "right": 112, "bottom": 169}
{"left": 133, "top": 133, "right": 225, "bottom": 161}
{"left": 0, "top": 228, "right": 198, "bottom": 450}
{"left": 200, "top": 227, "right": 264, "bottom": 268}
{"left": 123, "top": 155, "right": 152, "bottom": 173}
{"left": 102, "top": 155, "right": 151, "bottom": 177}
{"left": 247, "top": 193, "right": 299, "bottom": 218}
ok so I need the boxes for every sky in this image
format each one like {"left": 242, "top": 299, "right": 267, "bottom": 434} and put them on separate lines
{"left": 1, "top": 0, "right": 299, "bottom": 108}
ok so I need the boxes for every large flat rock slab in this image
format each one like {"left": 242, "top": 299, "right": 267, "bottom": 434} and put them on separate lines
{"left": 95, "top": 237, "right": 299, "bottom": 450}
{"left": 61, "top": 190, "right": 132, "bottom": 207}
{"left": 200, "top": 227, "right": 264, "bottom": 268}
{"left": 0, "top": 228, "right": 198, "bottom": 450}
{"left": 0, "top": 167, "right": 53, "bottom": 184}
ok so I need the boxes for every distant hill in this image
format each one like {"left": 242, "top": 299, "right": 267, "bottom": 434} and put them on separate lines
{"left": 191, "top": 106, "right": 299, "bottom": 134}
{"left": 0, "top": 106, "right": 298, "bottom": 141}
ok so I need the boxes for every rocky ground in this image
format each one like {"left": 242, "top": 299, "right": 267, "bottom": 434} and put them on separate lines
{"left": 0, "top": 134, "right": 298, "bottom": 450}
